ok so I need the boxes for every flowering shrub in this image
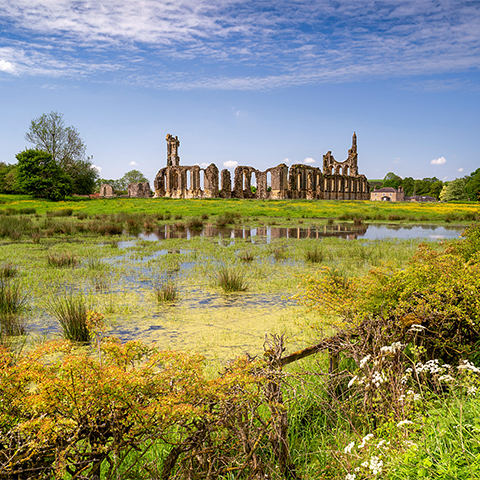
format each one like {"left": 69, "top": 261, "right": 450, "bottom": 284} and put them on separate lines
{"left": 0, "top": 335, "right": 287, "bottom": 479}
{"left": 300, "top": 224, "right": 480, "bottom": 363}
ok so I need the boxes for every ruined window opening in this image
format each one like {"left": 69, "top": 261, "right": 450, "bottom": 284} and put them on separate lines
{"left": 200, "top": 170, "right": 205, "bottom": 190}
{"left": 267, "top": 171, "right": 272, "bottom": 191}
{"left": 186, "top": 170, "right": 191, "bottom": 190}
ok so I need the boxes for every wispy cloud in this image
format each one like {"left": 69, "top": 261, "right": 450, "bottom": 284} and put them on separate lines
{"left": 431, "top": 156, "right": 447, "bottom": 165}
{"left": 129, "top": 161, "right": 138, "bottom": 165}
{"left": 458, "top": 167, "right": 464, "bottom": 172}
{"left": 92, "top": 164, "right": 102, "bottom": 172}
{"left": 304, "top": 157, "right": 315, "bottom": 164}
{"left": 1, "top": 1, "right": 479, "bottom": 89}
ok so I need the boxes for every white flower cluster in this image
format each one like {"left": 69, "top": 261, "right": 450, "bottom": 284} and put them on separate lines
{"left": 359, "top": 355, "right": 371, "bottom": 369}
{"left": 396, "top": 419, "right": 413, "bottom": 427}
{"left": 344, "top": 441, "right": 355, "bottom": 454}
{"left": 361, "top": 455, "right": 383, "bottom": 475}
{"left": 438, "top": 374, "right": 455, "bottom": 383}
{"left": 408, "top": 324, "right": 426, "bottom": 333}
{"left": 399, "top": 389, "right": 422, "bottom": 403}
{"left": 415, "top": 359, "right": 449, "bottom": 375}
{"left": 467, "top": 385, "right": 478, "bottom": 395}
{"left": 345, "top": 474, "right": 356, "bottom": 480}
{"left": 380, "top": 342, "right": 405, "bottom": 355}
{"left": 358, "top": 433, "right": 374, "bottom": 449}
{"left": 458, "top": 360, "right": 480, "bottom": 374}
{"left": 371, "top": 371, "right": 387, "bottom": 388}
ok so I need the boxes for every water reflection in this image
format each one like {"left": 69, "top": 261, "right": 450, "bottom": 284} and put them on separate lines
{"left": 140, "top": 223, "right": 462, "bottom": 242}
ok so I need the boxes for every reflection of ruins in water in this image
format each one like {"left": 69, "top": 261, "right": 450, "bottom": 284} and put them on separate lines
{"left": 146, "top": 223, "right": 369, "bottom": 241}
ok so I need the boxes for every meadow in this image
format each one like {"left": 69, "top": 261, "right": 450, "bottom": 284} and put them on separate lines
{"left": 0, "top": 195, "right": 479, "bottom": 479}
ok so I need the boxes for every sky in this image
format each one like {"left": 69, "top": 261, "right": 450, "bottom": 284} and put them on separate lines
{"left": 0, "top": 0, "right": 479, "bottom": 183}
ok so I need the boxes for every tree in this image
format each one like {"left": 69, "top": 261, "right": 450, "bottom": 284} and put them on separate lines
{"left": 439, "top": 178, "right": 468, "bottom": 202}
{"left": 15, "top": 149, "right": 73, "bottom": 201}
{"left": 117, "top": 170, "right": 149, "bottom": 191}
{"left": 382, "top": 172, "right": 401, "bottom": 189}
{"left": 0, "top": 163, "right": 17, "bottom": 193}
{"left": 428, "top": 180, "right": 444, "bottom": 199}
{"left": 402, "top": 177, "right": 415, "bottom": 196}
{"left": 465, "top": 168, "right": 480, "bottom": 202}
{"left": 25, "top": 111, "right": 98, "bottom": 194}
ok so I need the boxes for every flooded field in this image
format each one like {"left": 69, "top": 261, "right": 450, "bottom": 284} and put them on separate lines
{"left": 5, "top": 222, "right": 464, "bottom": 362}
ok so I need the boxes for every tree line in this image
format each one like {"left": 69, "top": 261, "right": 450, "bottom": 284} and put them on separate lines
{"left": 378, "top": 170, "right": 480, "bottom": 201}
{"left": 0, "top": 111, "right": 148, "bottom": 201}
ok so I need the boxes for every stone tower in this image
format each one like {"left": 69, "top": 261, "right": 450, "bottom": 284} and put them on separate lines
{"left": 166, "top": 134, "right": 180, "bottom": 167}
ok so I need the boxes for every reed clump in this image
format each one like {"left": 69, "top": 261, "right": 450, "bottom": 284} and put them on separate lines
{"left": 47, "top": 293, "right": 91, "bottom": 342}
{"left": 0, "top": 279, "right": 27, "bottom": 336}
{"left": 305, "top": 245, "right": 324, "bottom": 263}
{"left": 155, "top": 280, "right": 178, "bottom": 303}
{"left": 47, "top": 252, "right": 78, "bottom": 268}
{"left": 217, "top": 267, "right": 247, "bottom": 292}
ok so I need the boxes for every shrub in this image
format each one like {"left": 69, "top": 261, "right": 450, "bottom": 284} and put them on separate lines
{"left": 47, "top": 293, "right": 91, "bottom": 342}
{"left": 216, "top": 267, "right": 247, "bottom": 292}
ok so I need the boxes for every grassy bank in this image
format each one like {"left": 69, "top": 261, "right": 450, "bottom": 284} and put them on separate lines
{"left": 1, "top": 194, "right": 479, "bottom": 224}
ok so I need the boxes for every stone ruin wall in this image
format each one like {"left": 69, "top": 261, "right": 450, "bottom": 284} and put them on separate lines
{"left": 128, "top": 182, "right": 152, "bottom": 198}
{"left": 153, "top": 133, "right": 370, "bottom": 201}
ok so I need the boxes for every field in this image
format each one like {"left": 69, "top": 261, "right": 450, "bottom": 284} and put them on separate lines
{"left": 1, "top": 194, "right": 479, "bottom": 223}
{"left": 1, "top": 196, "right": 479, "bottom": 479}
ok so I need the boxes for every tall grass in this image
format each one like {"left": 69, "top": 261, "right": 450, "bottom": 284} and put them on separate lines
{"left": 216, "top": 267, "right": 247, "bottom": 292}
{"left": 0, "top": 280, "right": 27, "bottom": 336}
{"left": 47, "top": 293, "right": 91, "bottom": 342}
{"left": 305, "top": 245, "right": 324, "bottom": 263}
{"left": 155, "top": 279, "right": 178, "bottom": 303}
{"left": 47, "top": 252, "right": 78, "bottom": 268}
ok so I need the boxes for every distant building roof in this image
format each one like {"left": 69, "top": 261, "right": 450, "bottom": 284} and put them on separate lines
{"left": 374, "top": 187, "right": 398, "bottom": 192}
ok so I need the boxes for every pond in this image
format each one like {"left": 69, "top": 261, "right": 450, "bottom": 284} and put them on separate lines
{"left": 139, "top": 223, "right": 464, "bottom": 242}
{"left": 10, "top": 221, "right": 465, "bottom": 362}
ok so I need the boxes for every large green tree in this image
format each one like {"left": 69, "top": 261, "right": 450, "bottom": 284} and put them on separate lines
{"left": 25, "top": 111, "right": 98, "bottom": 194}
{"left": 439, "top": 178, "right": 468, "bottom": 202}
{"left": 0, "top": 163, "right": 17, "bottom": 193}
{"left": 117, "top": 170, "right": 149, "bottom": 191}
{"left": 15, "top": 149, "right": 73, "bottom": 201}
{"left": 465, "top": 168, "right": 480, "bottom": 201}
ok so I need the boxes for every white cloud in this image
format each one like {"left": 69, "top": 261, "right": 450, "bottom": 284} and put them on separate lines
{"left": 457, "top": 168, "right": 464, "bottom": 172}
{"left": 283, "top": 158, "right": 290, "bottom": 164}
{"left": 92, "top": 164, "right": 102, "bottom": 173}
{"left": 200, "top": 162, "right": 209, "bottom": 167}
{"left": 223, "top": 160, "right": 238, "bottom": 168}
{"left": 129, "top": 161, "right": 138, "bottom": 165}
{"left": 304, "top": 157, "right": 315, "bottom": 164}
{"left": 0, "top": 59, "right": 15, "bottom": 73}
{"left": 430, "top": 156, "right": 446, "bottom": 165}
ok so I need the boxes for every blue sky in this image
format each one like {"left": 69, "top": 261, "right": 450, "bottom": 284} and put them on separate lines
{"left": 0, "top": 0, "right": 479, "bottom": 183}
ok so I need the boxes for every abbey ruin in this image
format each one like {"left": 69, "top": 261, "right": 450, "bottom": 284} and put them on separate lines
{"left": 153, "top": 133, "right": 370, "bottom": 200}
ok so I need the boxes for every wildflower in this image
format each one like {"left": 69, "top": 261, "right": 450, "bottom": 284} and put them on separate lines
{"left": 368, "top": 456, "right": 383, "bottom": 475}
{"left": 359, "top": 355, "right": 371, "bottom": 369}
{"left": 376, "top": 439, "right": 386, "bottom": 448}
{"left": 346, "top": 474, "right": 356, "bottom": 480}
{"left": 348, "top": 376, "right": 357, "bottom": 388}
{"left": 371, "top": 371, "right": 386, "bottom": 387}
{"left": 359, "top": 433, "right": 374, "bottom": 448}
{"left": 408, "top": 324, "right": 425, "bottom": 333}
{"left": 397, "top": 419, "right": 413, "bottom": 427}
{"left": 404, "top": 440, "right": 418, "bottom": 450}
{"left": 458, "top": 360, "right": 480, "bottom": 374}
{"left": 467, "top": 386, "right": 477, "bottom": 395}
{"left": 438, "top": 374, "right": 454, "bottom": 383}
{"left": 380, "top": 342, "right": 405, "bottom": 354}
{"left": 344, "top": 442, "right": 355, "bottom": 454}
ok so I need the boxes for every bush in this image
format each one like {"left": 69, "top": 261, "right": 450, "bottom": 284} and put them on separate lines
{"left": 155, "top": 280, "right": 178, "bottom": 303}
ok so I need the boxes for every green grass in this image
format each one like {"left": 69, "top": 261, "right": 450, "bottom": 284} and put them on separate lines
{"left": 0, "top": 194, "right": 478, "bottom": 224}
